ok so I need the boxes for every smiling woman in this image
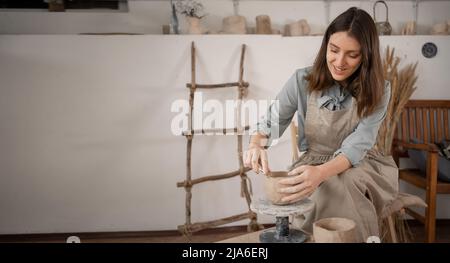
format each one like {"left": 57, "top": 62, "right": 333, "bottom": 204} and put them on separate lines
{"left": 245, "top": 7, "right": 399, "bottom": 243}
{"left": 327, "top": 34, "right": 362, "bottom": 84}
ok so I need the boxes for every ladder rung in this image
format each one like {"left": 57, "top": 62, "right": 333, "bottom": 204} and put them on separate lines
{"left": 178, "top": 212, "right": 256, "bottom": 234}
{"left": 186, "top": 82, "right": 249, "bottom": 89}
{"left": 182, "top": 126, "right": 250, "bottom": 136}
{"left": 177, "top": 167, "right": 251, "bottom": 187}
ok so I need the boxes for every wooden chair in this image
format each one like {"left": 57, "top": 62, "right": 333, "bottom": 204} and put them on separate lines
{"left": 392, "top": 100, "right": 450, "bottom": 243}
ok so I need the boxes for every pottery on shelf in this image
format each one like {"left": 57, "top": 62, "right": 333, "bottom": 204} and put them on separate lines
{"left": 222, "top": 15, "right": 247, "bottom": 34}
{"left": 287, "top": 19, "right": 311, "bottom": 36}
{"left": 401, "top": 21, "right": 416, "bottom": 35}
{"left": 373, "top": 1, "right": 392, "bottom": 35}
{"left": 256, "top": 15, "right": 272, "bottom": 34}
{"left": 186, "top": 16, "right": 205, "bottom": 34}
{"left": 431, "top": 22, "right": 449, "bottom": 35}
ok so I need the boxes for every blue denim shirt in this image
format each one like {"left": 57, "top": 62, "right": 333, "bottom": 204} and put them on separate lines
{"left": 253, "top": 67, "right": 391, "bottom": 166}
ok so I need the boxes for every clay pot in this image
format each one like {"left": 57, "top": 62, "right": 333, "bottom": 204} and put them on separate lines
{"left": 222, "top": 15, "right": 247, "bottom": 34}
{"left": 313, "top": 217, "right": 357, "bottom": 243}
{"left": 288, "top": 19, "right": 311, "bottom": 36}
{"left": 264, "top": 171, "right": 295, "bottom": 205}
{"left": 186, "top": 16, "right": 204, "bottom": 35}
{"left": 431, "top": 22, "right": 448, "bottom": 35}
{"left": 256, "top": 15, "right": 272, "bottom": 34}
{"left": 401, "top": 21, "right": 416, "bottom": 35}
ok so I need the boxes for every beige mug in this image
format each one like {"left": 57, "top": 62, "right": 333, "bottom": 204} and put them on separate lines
{"left": 313, "top": 217, "right": 357, "bottom": 243}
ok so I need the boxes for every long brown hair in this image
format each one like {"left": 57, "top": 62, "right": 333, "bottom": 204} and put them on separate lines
{"left": 305, "top": 7, "right": 384, "bottom": 118}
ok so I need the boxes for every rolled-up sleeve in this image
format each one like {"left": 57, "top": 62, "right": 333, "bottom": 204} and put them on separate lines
{"left": 251, "top": 70, "right": 303, "bottom": 146}
{"left": 334, "top": 81, "right": 391, "bottom": 166}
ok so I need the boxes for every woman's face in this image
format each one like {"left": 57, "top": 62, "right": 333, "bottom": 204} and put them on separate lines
{"left": 326, "top": 31, "right": 362, "bottom": 83}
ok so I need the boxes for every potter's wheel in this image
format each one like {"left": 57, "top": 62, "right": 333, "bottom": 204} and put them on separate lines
{"left": 250, "top": 198, "right": 314, "bottom": 243}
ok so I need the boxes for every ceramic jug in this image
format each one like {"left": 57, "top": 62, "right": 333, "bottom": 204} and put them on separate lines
{"left": 373, "top": 1, "right": 392, "bottom": 35}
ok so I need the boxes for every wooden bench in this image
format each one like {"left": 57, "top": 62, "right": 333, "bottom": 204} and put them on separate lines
{"left": 393, "top": 100, "right": 450, "bottom": 243}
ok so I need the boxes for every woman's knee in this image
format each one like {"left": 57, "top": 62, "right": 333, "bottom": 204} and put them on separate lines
{"left": 338, "top": 169, "right": 362, "bottom": 188}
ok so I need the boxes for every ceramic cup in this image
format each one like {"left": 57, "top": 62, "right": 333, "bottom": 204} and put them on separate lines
{"left": 313, "top": 217, "right": 357, "bottom": 243}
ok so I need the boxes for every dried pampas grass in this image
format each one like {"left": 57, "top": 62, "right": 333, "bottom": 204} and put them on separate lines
{"left": 376, "top": 46, "right": 418, "bottom": 155}
{"left": 379, "top": 210, "right": 413, "bottom": 243}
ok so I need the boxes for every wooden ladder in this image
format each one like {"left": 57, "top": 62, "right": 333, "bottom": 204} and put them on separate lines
{"left": 176, "top": 42, "right": 263, "bottom": 236}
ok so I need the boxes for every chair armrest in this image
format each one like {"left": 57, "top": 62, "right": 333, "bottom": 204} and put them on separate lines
{"left": 393, "top": 139, "right": 440, "bottom": 153}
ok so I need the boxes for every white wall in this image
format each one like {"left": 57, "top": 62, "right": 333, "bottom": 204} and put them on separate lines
{"left": 0, "top": 1, "right": 449, "bottom": 35}
{"left": 0, "top": 34, "right": 449, "bottom": 234}
{"left": 0, "top": 0, "right": 449, "bottom": 235}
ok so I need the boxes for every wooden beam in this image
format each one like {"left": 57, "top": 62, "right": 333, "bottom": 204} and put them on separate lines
{"left": 186, "top": 82, "right": 249, "bottom": 89}
{"left": 177, "top": 167, "right": 252, "bottom": 188}
{"left": 182, "top": 126, "right": 250, "bottom": 136}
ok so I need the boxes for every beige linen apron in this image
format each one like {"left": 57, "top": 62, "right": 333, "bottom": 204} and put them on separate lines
{"left": 290, "top": 90, "right": 399, "bottom": 242}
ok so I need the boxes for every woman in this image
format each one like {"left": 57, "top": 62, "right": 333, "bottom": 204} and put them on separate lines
{"left": 244, "top": 7, "right": 398, "bottom": 242}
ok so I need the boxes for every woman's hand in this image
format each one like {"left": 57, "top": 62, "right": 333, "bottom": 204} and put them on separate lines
{"left": 277, "top": 165, "right": 326, "bottom": 203}
{"left": 243, "top": 144, "right": 270, "bottom": 175}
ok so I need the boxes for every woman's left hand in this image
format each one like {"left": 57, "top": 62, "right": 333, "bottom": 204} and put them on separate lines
{"left": 278, "top": 165, "right": 326, "bottom": 203}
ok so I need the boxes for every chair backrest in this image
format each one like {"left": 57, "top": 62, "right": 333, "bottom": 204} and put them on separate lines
{"left": 395, "top": 100, "right": 450, "bottom": 144}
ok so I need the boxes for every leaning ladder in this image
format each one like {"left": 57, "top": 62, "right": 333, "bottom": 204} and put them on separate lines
{"left": 176, "top": 42, "right": 262, "bottom": 235}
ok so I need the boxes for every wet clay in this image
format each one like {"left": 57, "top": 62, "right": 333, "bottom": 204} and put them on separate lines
{"left": 264, "top": 171, "right": 296, "bottom": 205}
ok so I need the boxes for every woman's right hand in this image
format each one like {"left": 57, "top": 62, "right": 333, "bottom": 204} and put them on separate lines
{"left": 244, "top": 144, "right": 270, "bottom": 175}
